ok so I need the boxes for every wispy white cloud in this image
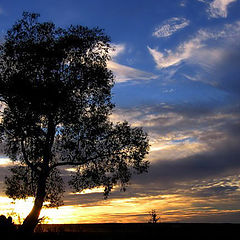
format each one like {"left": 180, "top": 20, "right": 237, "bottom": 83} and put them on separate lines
{"left": 107, "top": 61, "right": 158, "bottom": 83}
{"left": 109, "top": 43, "right": 126, "bottom": 60}
{"left": 148, "top": 21, "right": 240, "bottom": 69}
{"left": 208, "top": 0, "right": 237, "bottom": 18}
{"left": 198, "top": 0, "right": 237, "bottom": 18}
{"left": 153, "top": 17, "right": 190, "bottom": 38}
{"left": 147, "top": 37, "right": 203, "bottom": 69}
{"left": 180, "top": 0, "right": 187, "bottom": 7}
{"left": 108, "top": 43, "right": 158, "bottom": 83}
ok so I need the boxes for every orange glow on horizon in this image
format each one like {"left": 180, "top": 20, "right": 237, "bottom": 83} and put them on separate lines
{"left": 1, "top": 192, "right": 239, "bottom": 224}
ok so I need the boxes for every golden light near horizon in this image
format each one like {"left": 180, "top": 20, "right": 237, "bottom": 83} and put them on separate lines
{"left": 0, "top": 127, "right": 238, "bottom": 224}
{"left": 0, "top": 157, "right": 14, "bottom": 167}
{"left": 1, "top": 188, "right": 238, "bottom": 224}
{"left": 0, "top": 194, "right": 188, "bottom": 224}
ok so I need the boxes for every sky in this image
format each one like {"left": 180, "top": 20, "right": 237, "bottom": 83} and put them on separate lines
{"left": 0, "top": 0, "right": 240, "bottom": 224}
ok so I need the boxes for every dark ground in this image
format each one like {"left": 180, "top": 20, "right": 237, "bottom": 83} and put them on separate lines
{"left": 2, "top": 223, "right": 239, "bottom": 239}
{"left": 31, "top": 223, "right": 239, "bottom": 239}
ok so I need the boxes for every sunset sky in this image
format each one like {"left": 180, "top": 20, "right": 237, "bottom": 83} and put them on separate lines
{"left": 1, "top": 0, "right": 240, "bottom": 224}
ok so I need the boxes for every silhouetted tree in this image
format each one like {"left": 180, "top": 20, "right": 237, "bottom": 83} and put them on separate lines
{"left": 0, "top": 12, "right": 150, "bottom": 233}
{"left": 148, "top": 209, "right": 160, "bottom": 223}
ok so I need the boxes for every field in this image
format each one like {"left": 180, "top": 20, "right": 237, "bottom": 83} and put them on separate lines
{"left": 27, "top": 223, "right": 240, "bottom": 239}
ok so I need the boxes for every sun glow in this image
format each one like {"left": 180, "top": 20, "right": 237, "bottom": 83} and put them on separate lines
{"left": 70, "top": 187, "right": 106, "bottom": 195}
{"left": 0, "top": 157, "right": 14, "bottom": 166}
{"left": 1, "top": 189, "right": 239, "bottom": 224}
{"left": 0, "top": 194, "right": 183, "bottom": 223}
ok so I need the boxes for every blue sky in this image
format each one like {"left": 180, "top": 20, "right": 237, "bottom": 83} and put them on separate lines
{"left": 1, "top": 0, "right": 240, "bottom": 223}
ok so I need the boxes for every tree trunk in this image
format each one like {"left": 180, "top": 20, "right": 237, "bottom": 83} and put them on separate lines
{"left": 20, "top": 116, "right": 55, "bottom": 233}
{"left": 20, "top": 175, "right": 47, "bottom": 233}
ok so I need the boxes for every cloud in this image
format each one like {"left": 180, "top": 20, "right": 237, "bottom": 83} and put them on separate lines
{"left": 153, "top": 17, "right": 190, "bottom": 38}
{"left": 148, "top": 21, "right": 240, "bottom": 69}
{"left": 208, "top": 0, "right": 237, "bottom": 18}
{"left": 147, "top": 38, "right": 202, "bottom": 69}
{"left": 147, "top": 34, "right": 205, "bottom": 69}
{"left": 187, "top": 44, "right": 240, "bottom": 94}
{"left": 180, "top": 1, "right": 187, "bottom": 7}
{"left": 178, "top": 23, "right": 240, "bottom": 94}
{"left": 109, "top": 43, "right": 126, "bottom": 60}
{"left": 1, "top": 101, "right": 240, "bottom": 223}
{"left": 134, "top": 136, "right": 240, "bottom": 199}
{"left": 112, "top": 101, "right": 240, "bottom": 181}
{"left": 193, "top": 185, "right": 238, "bottom": 198}
{"left": 144, "top": 140, "right": 240, "bottom": 185}
{"left": 106, "top": 102, "right": 240, "bottom": 223}
{"left": 107, "top": 61, "right": 159, "bottom": 83}
{"left": 107, "top": 43, "right": 158, "bottom": 83}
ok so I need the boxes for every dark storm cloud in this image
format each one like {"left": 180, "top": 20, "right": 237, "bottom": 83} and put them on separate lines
{"left": 192, "top": 185, "right": 239, "bottom": 198}
{"left": 181, "top": 211, "right": 240, "bottom": 223}
{"left": 0, "top": 146, "right": 4, "bottom": 155}
{"left": 125, "top": 100, "right": 240, "bottom": 192}
{"left": 137, "top": 141, "right": 240, "bottom": 185}
{"left": 117, "top": 100, "right": 240, "bottom": 137}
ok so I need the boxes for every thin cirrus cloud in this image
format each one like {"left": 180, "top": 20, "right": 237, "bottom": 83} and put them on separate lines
{"left": 107, "top": 61, "right": 159, "bottom": 83}
{"left": 208, "top": 0, "right": 237, "bottom": 18}
{"left": 152, "top": 17, "right": 190, "bottom": 38}
{"left": 198, "top": 0, "right": 237, "bottom": 18}
{"left": 109, "top": 43, "right": 126, "bottom": 59}
{"left": 147, "top": 37, "right": 203, "bottom": 69}
{"left": 108, "top": 43, "right": 159, "bottom": 83}
{"left": 148, "top": 21, "right": 240, "bottom": 69}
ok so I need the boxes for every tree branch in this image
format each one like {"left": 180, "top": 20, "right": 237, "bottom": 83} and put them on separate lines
{"left": 49, "top": 149, "right": 127, "bottom": 171}
{"left": 43, "top": 114, "right": 56, "bottom": 170}
{"left": 20, "top": 139, "right": 40, "bottom": 173}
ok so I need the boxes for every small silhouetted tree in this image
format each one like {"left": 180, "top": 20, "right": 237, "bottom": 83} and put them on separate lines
{"left": 148, "top": 209, "right": 160, "bottom": 223}
{"left": 0, "top": 12, "right": 149, "bottom": 233}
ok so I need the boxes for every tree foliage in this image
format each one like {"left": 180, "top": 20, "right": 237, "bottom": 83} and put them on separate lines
{"left": 0, "top": 12, "right": 149, "bottom": 229}
{"left": 5, "top": 166, "right": 64, "bottom": 207}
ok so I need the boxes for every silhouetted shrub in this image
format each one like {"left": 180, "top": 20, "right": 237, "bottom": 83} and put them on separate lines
{"left": 0, "top": 215, "right": 16, "bottom": 232}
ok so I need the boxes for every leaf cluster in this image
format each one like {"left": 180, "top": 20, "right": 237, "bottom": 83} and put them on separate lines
{"left": 5, "top": 166, "right": 64, "bottom": 207}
